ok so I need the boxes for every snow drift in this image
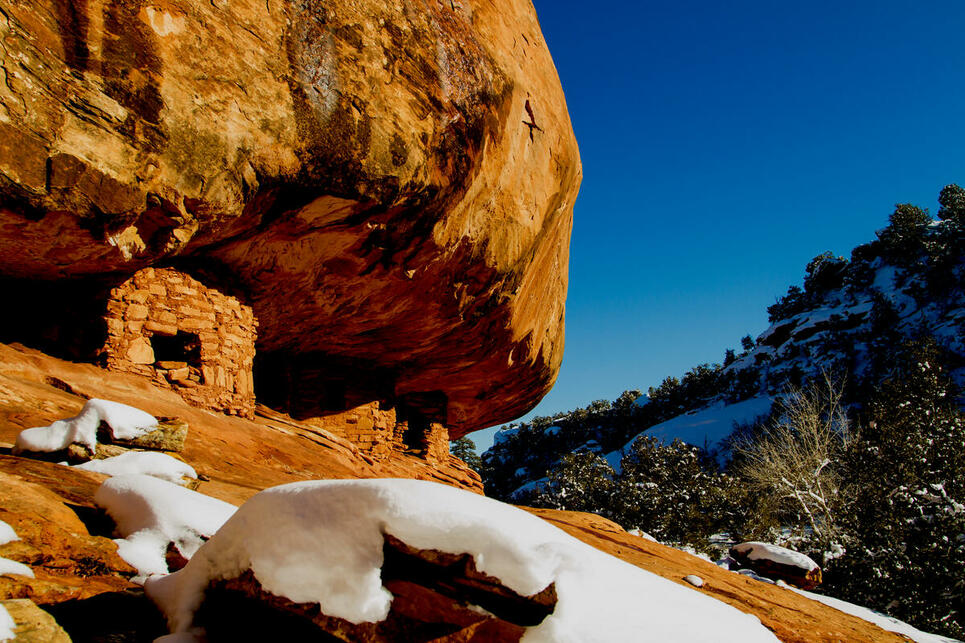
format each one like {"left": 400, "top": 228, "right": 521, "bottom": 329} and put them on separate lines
{"left": 94, "top": 474, "right": 237, "bottom": 581}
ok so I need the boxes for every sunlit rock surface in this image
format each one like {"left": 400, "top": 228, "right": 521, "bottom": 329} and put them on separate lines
{"left": 0, "top": 0, "right": 581, "bottom": 435}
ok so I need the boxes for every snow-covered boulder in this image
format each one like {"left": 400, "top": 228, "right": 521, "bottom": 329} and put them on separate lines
{"left": 14, "top": 399, "right": 158, "bottom": 458}
{"left": 145, "top": 479, "right": 780, "bottom": 642}
{"left": 729, "top": 542, "right": 822, "bottom": 590}
{"left": 14, "top": 399, "right": 189, "bottom": 464}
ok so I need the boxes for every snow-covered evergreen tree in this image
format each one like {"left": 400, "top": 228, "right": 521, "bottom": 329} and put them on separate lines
{"left": 827, "top": 338, "right": 965, "bottom": 638}
{"left": 530, "top": 451, "right": 615, "bottom": 516}
{"left": 613, "top": 436, "right": 740, "bottom": 545}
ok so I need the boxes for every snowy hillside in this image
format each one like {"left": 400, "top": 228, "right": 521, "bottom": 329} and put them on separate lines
{"left": 622, "top": 396, "right": 773, "bottom": 455}
{"left": 483, "top": 194, "right": 965, "bottom": 503}
{"left": 726, "top": 255, "right": 965, "bottom": 395}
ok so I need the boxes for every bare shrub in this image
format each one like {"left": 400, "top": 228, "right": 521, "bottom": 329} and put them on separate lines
{"left": 733, "top": 373, "right": 851, "bottom": 543}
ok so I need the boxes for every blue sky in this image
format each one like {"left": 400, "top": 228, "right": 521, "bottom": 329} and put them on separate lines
{"left": 472, "top": 1, "right": 965, "bottom": 452}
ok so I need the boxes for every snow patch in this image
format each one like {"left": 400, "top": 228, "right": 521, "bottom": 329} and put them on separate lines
{"left": 0, "top": 521, "right": 18, "bottom": 546}
{"left": 629, "top": 396, "right": 773, "bottom": 451}
{"left": 602, "top": 448, "right": 624, "bottom": 474}
{"left": 14, "top": 399, "right": 157, "bottom": 454}
{"left": 0, "top": 603, "right": 15, "bottom": 642}
{"left": 683, "top": 574, "right": 704, "bottom": 588}
{"left": 94, "top": 474, "right": 236, "bottom": 581}
{"left": 77, "top": 452, "right": 197, "bottom": 486}
{"left": 147, "top": 479, "right": 780, "bottom": 642}
{"left": 0, "top": 557, "right": 34, "bottom": 579}
{"left": 0, "top": 520, "right": 32, "bottom": 581}
{"left": 493, "top": 426, "right": 520, "bottom": 445}
{"left": 872, "top": 264, "right": 898, "bottom": 292}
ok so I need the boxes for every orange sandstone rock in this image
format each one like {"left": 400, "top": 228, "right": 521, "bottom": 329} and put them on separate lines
{"left": 526, "top": 508, "right": 910, "bottom": 643}
{"left": 0, "top": 466, "right": 137, "bottom": 605}
{"left": 0, "top": 0, "right": 581, "bottom": 436}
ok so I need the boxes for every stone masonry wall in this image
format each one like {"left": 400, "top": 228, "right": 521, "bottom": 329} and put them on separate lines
{"left": 104, "top": 268, "right": 257, "bottom": 417}
{"left": 259, "top": 357, "right": 452, "bottom": 461}
{"left": 305, "top": 402, "right": 399, "bottom": 459}
{"left": 304, "top": 402, "right": 450, "bottom": 462}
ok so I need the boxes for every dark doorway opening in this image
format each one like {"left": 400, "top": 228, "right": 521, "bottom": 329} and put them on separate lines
{"left": 401, "top": 410, "right": 430, "bottom": 453}
{"left": 398, "top": 392, "right": 447, "bottom": 454}
{"left": 151, "top": 331, "right": 202, "bottom": 369}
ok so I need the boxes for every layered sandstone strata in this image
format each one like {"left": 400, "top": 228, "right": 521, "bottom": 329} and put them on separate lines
{"left": 0, "top": 0, "right": 581, "bottom": 436}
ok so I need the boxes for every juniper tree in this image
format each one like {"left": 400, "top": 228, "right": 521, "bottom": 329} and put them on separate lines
{"left": 878, "top": 203, "right": 932, "bottom": 263}
{"left": 937, "top": 183, "right": 965, "bottom": 223}
{"left": 533, "top": 451, "right": 616, "bottom": 516}
{"left": 449, "top": 436, "right": 482, "bottom": 472}
{"left": 614, "top": 436, "right": 740, "bottom": 545}
{"left": 828, "top": 337, "right": 965, "bottom": 638}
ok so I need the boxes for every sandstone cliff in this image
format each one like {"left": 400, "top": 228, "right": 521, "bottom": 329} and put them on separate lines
{"left": 0, "top": 0, "right": 581, "bottom": 435}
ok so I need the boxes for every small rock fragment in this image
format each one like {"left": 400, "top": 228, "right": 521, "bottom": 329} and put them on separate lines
{"left": 683, "top": 574, "right": 704, "bottom": 588}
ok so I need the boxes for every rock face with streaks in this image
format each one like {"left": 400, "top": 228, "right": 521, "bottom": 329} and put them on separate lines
{"left": 0, "top": 0, "right": 581, "bottom": 436}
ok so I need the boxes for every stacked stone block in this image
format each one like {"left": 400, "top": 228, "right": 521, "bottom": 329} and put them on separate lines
{"left": 104, "top": 268, "right": 257, "bottom": 417}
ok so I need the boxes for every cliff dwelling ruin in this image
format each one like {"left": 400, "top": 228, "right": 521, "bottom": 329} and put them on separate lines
{"left": 1, "top": 266, "right": 451, "bottom": 462}
{"left": 102, "top": 268, "right": 452, "bottom": 461}
{"left": 103, "top": 268, "right": 258, "bottom": 419}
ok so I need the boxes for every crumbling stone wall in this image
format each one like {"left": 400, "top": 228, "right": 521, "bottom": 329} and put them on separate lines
{"left": 421, "top": 422, "right": 451, "bottom": 463}
{"left": 104, "top": 268, "right": 257, "bottom": 417}
{"left": 256, "top": 357, "right": 451, "bottom": 461}
{"left": 304, "top": 402, "right": 400, "bottom": 459}
{"left": 303, "top": 402, "right": 450, "bottom": 462}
